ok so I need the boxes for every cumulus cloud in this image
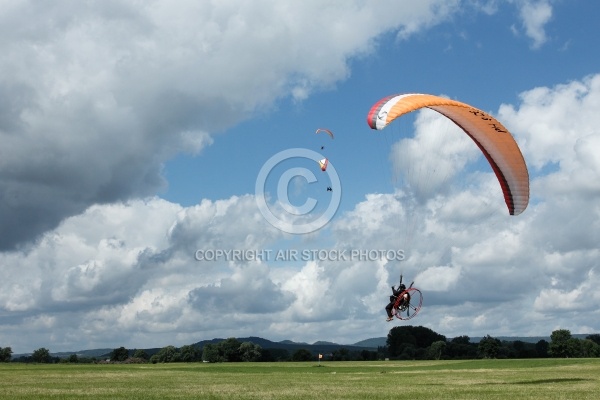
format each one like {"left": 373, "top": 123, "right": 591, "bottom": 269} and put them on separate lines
{"left": 512, "top": 0, "right": 553, "bottom": 49}
{"left": 0, "top": 0, "right": 465, "bottom": 251}
{"left": 389, "top": 108, "right": 481, "bottom": 201}
{"left": 0, "top": 195, "right": 285, "bottom": 351}
{"left": 499, "top": 74, "right": 600, "bottom": 173}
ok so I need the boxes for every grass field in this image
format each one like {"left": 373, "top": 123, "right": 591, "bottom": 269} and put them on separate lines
{"left": 0, "top": 359, "right": 599, "bottom": 399}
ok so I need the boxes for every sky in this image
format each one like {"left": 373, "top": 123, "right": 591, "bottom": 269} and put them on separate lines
{"left": 1, "top": 0, "right": 600, "bottom": 354}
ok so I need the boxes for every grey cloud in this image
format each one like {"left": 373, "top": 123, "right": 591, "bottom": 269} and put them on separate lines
{"left": 188, "top": 267, "right": 295, "bottom": 314}
{"left": 0, "top": 0, "right": 470, "bottom": 250}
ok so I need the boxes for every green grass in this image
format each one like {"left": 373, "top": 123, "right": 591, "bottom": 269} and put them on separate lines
{"left": 0, "top": 359, "right": 599, "bottom": 399}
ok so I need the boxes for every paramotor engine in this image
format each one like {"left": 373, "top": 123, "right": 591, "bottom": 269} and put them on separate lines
{"left": 393, "top": 276, "right": 423, "bottom": 321}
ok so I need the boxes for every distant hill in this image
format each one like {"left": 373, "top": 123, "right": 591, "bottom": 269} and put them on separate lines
{"left": 352, "top": 337, "right": 387, "bottom": 348}
{"left": 279, "top": 339, "right": 309, "bottom": 345}
{"left": 470, "top": 336, "right": 549, "bottom": 343}
{"left": 56, "top": 348, "right": 114, "bottom": 358}
{"left": 313, "top": 341, "right": 339, "bottom": 346}
{"left": 191, "top": 336, "right": 377, "bottom": 355}
{"left": 13, "top": 348, "right": 114, "bottom": 360}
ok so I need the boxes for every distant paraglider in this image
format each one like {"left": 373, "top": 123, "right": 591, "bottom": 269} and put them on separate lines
{"left": 315, "top": 128, "right": 334, "bottom": 174}
{"left": 319, "top": 158, "right": 328, "bottom": 172}
{"left": 315, "top": 128, "right": 334, "bottom": 139}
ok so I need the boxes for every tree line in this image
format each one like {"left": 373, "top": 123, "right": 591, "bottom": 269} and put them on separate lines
{"left": 2, "top": 327, "right": 599, "bottom": 364}
{"left": 385, "top": 327, "right": 600, "bottom": 360}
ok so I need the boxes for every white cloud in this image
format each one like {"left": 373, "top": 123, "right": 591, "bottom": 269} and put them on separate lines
{"left": 499, "top": 75, "right": 600, "bottom": 171}
{"left": 389, "top": 108, "right": 481, "bottom": 201}
{"left": 514, "top": 0, "right": 553, "bottom": 49}
{"left": 0, "top": 0, "right": 464, "bottom": 251}
{"left": 0, "top": 195, "right": 287, "bottom": 351}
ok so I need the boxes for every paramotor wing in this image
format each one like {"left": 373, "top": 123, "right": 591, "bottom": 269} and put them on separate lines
{"left": 366, "top": 93, "right": 529, "bottom": 216}
{"left": 393, "top": 287, "right": 423, "bottom": 321}
{"left": 315, "top": 128, "right": 334, "bottom": 139}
